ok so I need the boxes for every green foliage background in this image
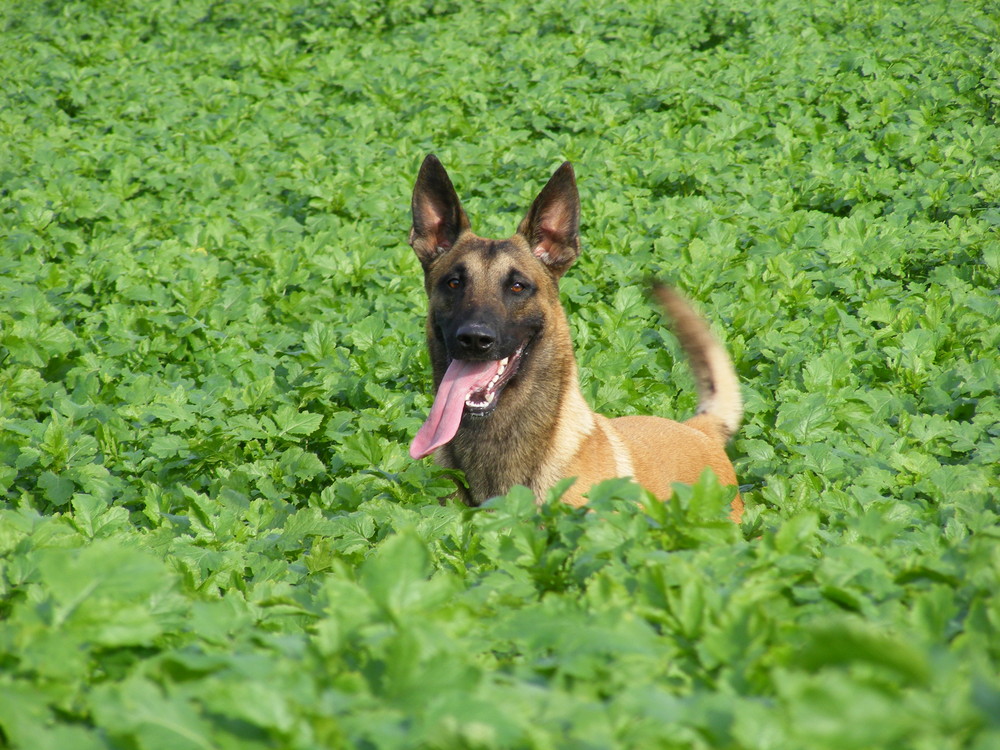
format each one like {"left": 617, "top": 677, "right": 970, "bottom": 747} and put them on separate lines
{"left": 1, "top": 0, "right": 999, "bottom": 747}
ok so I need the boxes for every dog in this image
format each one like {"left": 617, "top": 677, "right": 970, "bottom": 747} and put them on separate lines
{"left": 408, "top": 155, "right": 744, "bottom": 522}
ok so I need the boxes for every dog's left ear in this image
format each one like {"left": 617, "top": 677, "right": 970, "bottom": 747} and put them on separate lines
{"left": 410, "top": 154, "right": 471, "bottom": 268}
{"left": 517, "top": 161, "right": 580, "bottom": 277}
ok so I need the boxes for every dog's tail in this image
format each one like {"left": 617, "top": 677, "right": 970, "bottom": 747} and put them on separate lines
{"left": 654, "top": 284, "right": 742, "bottom": 443}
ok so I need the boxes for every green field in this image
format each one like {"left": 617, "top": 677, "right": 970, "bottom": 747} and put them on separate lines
{"left": 2, "top": 0, "right": 999, "bottom": 747}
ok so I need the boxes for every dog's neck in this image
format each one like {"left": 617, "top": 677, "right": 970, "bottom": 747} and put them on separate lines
{"left": 436, "top": 330, "right": 595, "bottom": 505}
{"left": 527, "top": 361, "right": 595, "bottom": 498}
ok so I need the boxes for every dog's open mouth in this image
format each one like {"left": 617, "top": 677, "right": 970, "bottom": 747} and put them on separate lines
{"left": 463, "top": 345, "right": 524, "bottom": 414}
{"left": 410, "top": 342, "right": 527, "bottom": 459}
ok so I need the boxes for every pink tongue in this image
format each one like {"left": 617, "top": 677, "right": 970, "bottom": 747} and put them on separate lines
{"left": 410, "top": 359, "right": 500, "bottom": 459}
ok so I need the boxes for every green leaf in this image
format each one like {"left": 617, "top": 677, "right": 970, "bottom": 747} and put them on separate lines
{"left": 772, "top": 512, "right": 820, "bottom": 555}
{"left": 90, "top": 676, "right": 216, "bottom": 750}
{"left": 794, "top": 620, "right": 931, "bottom": 685}
{"left": 360, "top": 531, "right": 432, "bottom": 619}
{"left": 775, "top": 392, "right": 837, "bottom": 445}
{"left": 272, "top": 405, "right": 322, "bottom": 440}
{"left": 37, "top": 470, "right": 74, "bottom": 506}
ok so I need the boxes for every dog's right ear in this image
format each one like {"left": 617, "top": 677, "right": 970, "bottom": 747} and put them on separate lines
{"left": 517, "top": 161, "right": 580, "bottom": 278}
{"left": 410, "top": 154, "right": 470, "bottom": 267}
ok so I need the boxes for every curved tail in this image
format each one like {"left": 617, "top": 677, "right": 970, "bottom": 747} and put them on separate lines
{"left": 654, "top": 284, "right": 742, "bottom": 443}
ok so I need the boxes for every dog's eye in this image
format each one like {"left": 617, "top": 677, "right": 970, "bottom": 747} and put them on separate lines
{"left": 447, "top": 277, "right": 461, "bottom": 290}
{"left": 510, "top": 281, "right": 526, "bottom": 293}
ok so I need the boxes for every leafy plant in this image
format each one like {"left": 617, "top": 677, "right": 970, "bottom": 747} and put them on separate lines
{"left": 1, "top": 0, "right": 998, "bottom": 747}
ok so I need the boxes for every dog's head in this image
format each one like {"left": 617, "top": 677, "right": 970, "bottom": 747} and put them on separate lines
{"left": 408, "top": 156, "right": 581, "bottom": 458}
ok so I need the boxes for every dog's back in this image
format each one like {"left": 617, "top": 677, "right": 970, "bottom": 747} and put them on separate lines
{"left": 561, "top": 287, "right": 743, "bottom": 520}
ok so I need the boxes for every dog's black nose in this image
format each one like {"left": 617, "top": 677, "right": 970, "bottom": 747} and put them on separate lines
{"left": 455, "top": 323, "right": 496, "bottom": 355}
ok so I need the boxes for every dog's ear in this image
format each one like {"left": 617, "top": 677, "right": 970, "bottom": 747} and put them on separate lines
{"left": 410, "top": 154, "right": 470, "bottom": 267}
{"left": 517, "top": 161, "right": 580, "bottom": 277}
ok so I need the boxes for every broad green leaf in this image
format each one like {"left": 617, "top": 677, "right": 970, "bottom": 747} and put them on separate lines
{"left": 272, "top": 405, "right": 322, "bottom": 439}
{"left": 360, "top": 530, "right": 432, "bottom": 619}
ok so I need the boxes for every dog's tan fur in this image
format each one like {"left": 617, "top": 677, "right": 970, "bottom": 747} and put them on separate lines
{"left": 409, "top": 155, "right": 743, "bottom": 522}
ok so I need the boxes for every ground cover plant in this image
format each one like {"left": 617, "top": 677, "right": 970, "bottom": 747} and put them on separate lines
{"left": 1, "top": 0, "right": 999, "bottom": 747}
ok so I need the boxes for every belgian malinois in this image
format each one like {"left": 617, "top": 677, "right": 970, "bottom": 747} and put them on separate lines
{"left": 408, "top": 155, "right": 744, "bottom": 522}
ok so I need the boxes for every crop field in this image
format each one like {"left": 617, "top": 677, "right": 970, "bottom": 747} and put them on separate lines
{"left": 1, "top": 0, "right": 999, "bottom": 747}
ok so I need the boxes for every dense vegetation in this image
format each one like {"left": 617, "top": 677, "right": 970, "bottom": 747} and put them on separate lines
{"left": 1, "top": 0, "right": 998, "bottom": 747}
